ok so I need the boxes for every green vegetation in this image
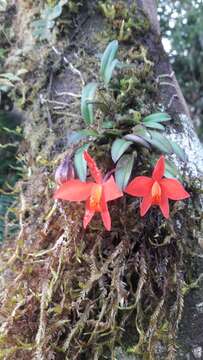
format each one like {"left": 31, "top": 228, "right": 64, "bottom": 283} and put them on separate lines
{"left": 0, "top": 1, "right": 201, "bottom": 359}
{"left": 0, "top": 111, "right": 22, "bottom": 242}
{"left": 158, "top": 0, "right": 203, "bottom": 140}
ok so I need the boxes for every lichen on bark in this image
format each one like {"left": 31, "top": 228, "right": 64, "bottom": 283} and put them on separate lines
{"left": 0, "top": 1, "right": 202, "bottom": 360}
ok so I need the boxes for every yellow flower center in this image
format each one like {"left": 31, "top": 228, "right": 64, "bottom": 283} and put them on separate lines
{"left": 89, "top": 184, "right": 102, "bottom": 211}
{"left": 151, "top": 181, "right": 162, "bottom": 204}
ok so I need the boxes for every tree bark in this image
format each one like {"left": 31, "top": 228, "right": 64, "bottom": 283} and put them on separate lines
{"left": 0, "top": 1, "right": 203, "bottom": 359}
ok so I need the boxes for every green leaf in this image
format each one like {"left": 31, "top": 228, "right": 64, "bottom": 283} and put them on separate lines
{"left": 0, "top": 73, "right": 21, "bottom": 91}
{"left": 111, "top": 138, "right": 132, "bottom": 163}
{"left": 133, "top": 126, "right": 174, "bottom": 154}
{"left": 66, "top": 131, "right": 85, "bottom": 146}
{"left": 32, "top": 0, "right": 67, "bottom": 41}
{"left": 0, "top": 0, "right": 7, "bottom": 11}
{"left": 124, "top": 134, "right": 151, "bottom": 149}
{"left": 78, "top": 129, "right": 99, "bottom": 137}
{"left": 102, "top": 120, "right": 114, "bottom": 129}
{"left": 0, "top": 73, "right": 21, "bottom": 82}
{"left": 32, "top": 19, "right": 55, "bottom": 40}
{"left": 143, "top": 112, "right": 171, "bottom": 123}
{"left": 143, "top": 121, "right": 165, "bottom": 131}
{"left": 104, "top": 58, "right": 120, "bottom": 86}
{"left": 115, "top": 153, "right": 135, "bottom": 190}
{"left": 0, "top": 48, "right": 6, "bottom": 59}
{"left": 74, "top": 144, "right": 89, "bottom": 181}
{"left": 43, "top": 2, "right": 63, "bottom": 21}
{"left": 169, "top": 140, "right": 187, "bottom": 161}
{"left": 145, "top": 131, "right": 173, "bottom": 154}
{"left": 81, "top": 82, "right": 97, "bottom": 125}
{"left": 105, "top": 129, "right": 122, "bottom": 136}
{"left": 0, "top": 78, "right": 14, "bottom": 90}
{"left": 133, "top": 125, "right": 148, "bottom": 137}
{"left": 100, "top": 40, "right": 118, "bottom": 80}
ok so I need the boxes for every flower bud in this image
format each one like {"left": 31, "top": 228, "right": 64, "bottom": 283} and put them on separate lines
{"left": 55, "top": 156, "right": 75, "bottom": 185}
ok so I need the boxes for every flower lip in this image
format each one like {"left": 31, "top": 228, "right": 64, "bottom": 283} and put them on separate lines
{"left": 89, "top": 184, "right": 103, "bottom": 211}
{"left": 151, "top": 181, "right": 162, "bottom": 204}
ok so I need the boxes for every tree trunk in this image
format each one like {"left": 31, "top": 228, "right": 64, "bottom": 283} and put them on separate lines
{"left": 0, "top": 1, "right": 202, "bottom": 359}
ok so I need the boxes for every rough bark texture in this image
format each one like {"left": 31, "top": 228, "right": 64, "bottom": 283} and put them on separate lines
{"left": 138, "top": 0, "right": 160, "bottom": 35}
{"left": 0, "top": 1, "right": 203, "bottom": 359}
{"left": 121, "top": 1, "right": 203, "bottom": 359}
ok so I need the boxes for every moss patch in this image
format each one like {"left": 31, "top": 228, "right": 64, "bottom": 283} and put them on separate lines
{"left": 0, "top": 1, "right": 201, "bottom": 359}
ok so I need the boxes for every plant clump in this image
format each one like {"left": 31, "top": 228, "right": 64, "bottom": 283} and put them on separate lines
{"left": 0, "top": 1, "right": 201, "bottom": 360}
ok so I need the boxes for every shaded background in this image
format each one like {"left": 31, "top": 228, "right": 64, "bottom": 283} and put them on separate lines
{"left": 158, "top": 0, "right": 203, "bottom": 141}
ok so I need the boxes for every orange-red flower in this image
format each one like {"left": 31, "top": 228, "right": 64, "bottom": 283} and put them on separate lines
{"left": 125, "top": 156, "right": 190, "bottom": 218}
{"left": 54, "top": 151, "right": 123, "bottom": 230}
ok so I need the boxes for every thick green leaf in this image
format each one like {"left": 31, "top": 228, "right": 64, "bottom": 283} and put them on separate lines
{"left": 102, "top": 120, "right": 114, "bottom": 129}
{"left": 111, "top": 138, "right": 132, "bottom": 163}
{"left": 81, "top": 82, "right": 97, "bottom": 125}
{"left": 124, "top": 134, "right": 151, "bottom": 149}
{"left": 133, "top": 126, "right": 173, "bottom": 153}
{"left": 145, "top": 131, "right": 173, "bottom": 154}
{"left": 78, "top": 129, "right": 99, "bottom": 137}
{"left": 104, "top": 58, "right": 120, "bottom": 85}
{"left": 74, "top": 144, "right": 89, "bottom": 181}
{"left": 143, "top": 121, "right": 165, "bottom": 131}
{"left": 115, "top": 154, "right": 135, "bottom": 190}
{"left": 169, "top": 140, "right": 187, "bottom": 161}
{"left": 0, "top": 0, "right": 7, "bottom": 11}
{"left": 100, "top": 40, "right": 118, "bottom": 80}
{"left": 130, "top": 125, "right": 151, "bottom": 148}
{"left": 133, "top": 125, "right": 148, "bottom": 137}
{"left": 143, "top": 112, "right": 171, "bottom": 123}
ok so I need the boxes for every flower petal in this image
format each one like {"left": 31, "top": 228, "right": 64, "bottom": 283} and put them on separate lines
{"left": 160, "top": 178, "right": 190, "bottom": 200}
{"left": 140, "top": 194, "right": 152, "bottom": 216}
{"left": 103, "top": 176, "right": 123, "bottom": 202}
{"left": 100, "top": 194, "right": 111, "bottom": 230}
{"left": 54, "top": 179, "right": 94, "bottom": 201}
{"left": 152, "top": 156, "right": 165, "bottom": 181}
{"left": 83, "top": 207, "right": 95, "bottom": 229}
{"left": 159, "top": 194, "right": 169, "bottom": 219}
{"left": 125, "top": 176, "right": 153, "bottom": 197}
{"left": 84, "top": 151, "right": 102, "bottom": 183}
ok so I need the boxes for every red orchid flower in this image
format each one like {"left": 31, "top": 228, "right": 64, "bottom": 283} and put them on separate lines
{"left": 54, "top": 151, "right": 123, "bottom": 230}
{"left": 125, "top": 156, "right": 190, "bottom": 219}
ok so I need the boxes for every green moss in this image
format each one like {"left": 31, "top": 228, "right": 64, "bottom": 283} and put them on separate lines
{"left": 0, "top": 1, "right": 201, "bottom": 360}
{"left": 98, "top": 0, "right": 150, "bottom": 42}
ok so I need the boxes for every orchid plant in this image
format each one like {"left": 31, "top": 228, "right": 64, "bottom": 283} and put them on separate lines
{"left": 54, "top": 153, "right": 189, "bottom": 229}
{"left": 54, "top": 41, "right": 190, "bottom": 230}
